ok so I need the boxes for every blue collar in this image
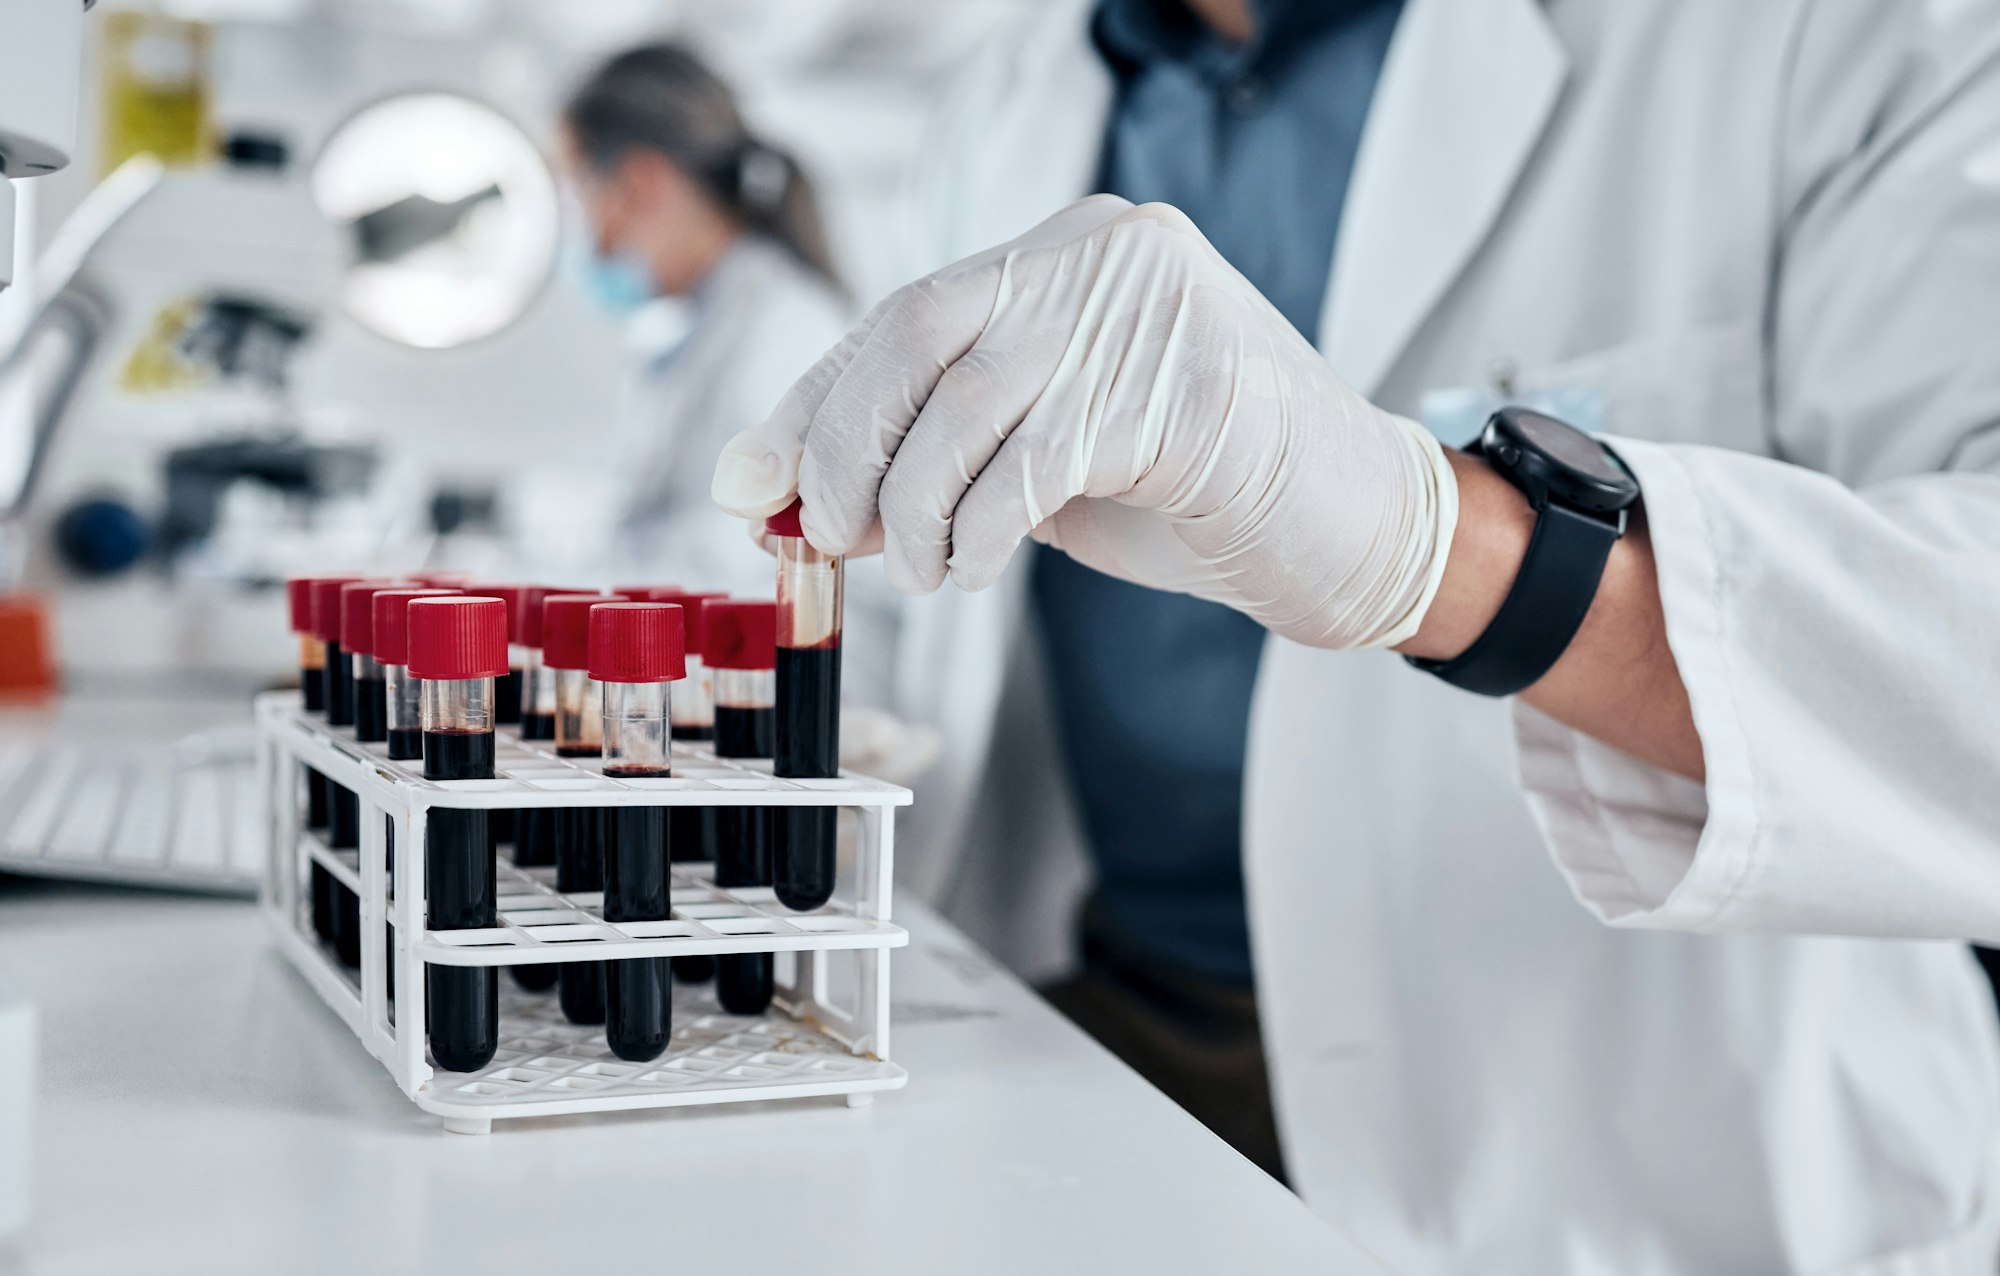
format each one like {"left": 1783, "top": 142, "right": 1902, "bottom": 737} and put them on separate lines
{"left": 1092, "top": 0, "right": 1384, "bottom": 84}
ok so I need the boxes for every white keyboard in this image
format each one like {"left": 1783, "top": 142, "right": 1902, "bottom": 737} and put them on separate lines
{"left": 0, "top": 731, "right": 260, "bottom": 894}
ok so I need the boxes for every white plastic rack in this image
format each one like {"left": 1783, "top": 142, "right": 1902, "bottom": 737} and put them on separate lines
{"left": 254, "top": 691, "right": 912, "bottom": 1133}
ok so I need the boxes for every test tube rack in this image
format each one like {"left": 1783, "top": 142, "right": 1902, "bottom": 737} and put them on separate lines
{"left": 253, "top": 691, "right": 912, "bottom": 1134}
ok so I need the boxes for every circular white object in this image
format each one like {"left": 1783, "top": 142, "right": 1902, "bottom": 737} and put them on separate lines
{"left": 311, "top": 92, "right": 557, "bottom": 350}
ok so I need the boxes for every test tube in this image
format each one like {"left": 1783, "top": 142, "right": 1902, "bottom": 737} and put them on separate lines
{"left": 331, "top": 579, "right": 412, "bottom": 967}
{"left": 371, "top": 586, "right": 459, "bottom": 1008}
{"left": 617, "top": 587, "right": 725, "bottom": 744}
{"left": 285, "top": 575, "right": 348, "bottom": 723}
{"left": 513, "top": 585, "right": 564, "bottom": 743}
{"left": 545, "top": 594, "right": 627, "bottom": 758}
{"left": 495, "top": 588, "right": 567, "bottom": 996}
{"left": 343, "top": 580, "right": 418, "bottom": 747}
{"left": 666, "top": 592, "right": 726, "bottom": 881}
{"left": 463, "top": 582, "right": 531, "bottom": 855}
{"left": 407, "top": 595, "right": 506, "bottom": 1074}
{"left": 620, "top": 588, "right": 725, "bottom": 981}
{"left": 706, "top": 599, "right": 778, "bottom": 1014}
{"left": 288, "top": 575, "right": 356, "bottom": 950}
{"left": 769, "top": 501, "right": 842, "bottom": 911}
{"left": 591, "top": 602, "right": 685, "bottom": 1061}
{"left": 309, "top": 576, "right": 374, "bottom": 965}
{"left": 463, "top": 582, "right": 528, "bottom": 726}
{"left": 372, "top": 589, "right": 461, "bottom": 762}
{"left": 542, "top": 593, "right": 627, "bottom": 1018}
{"left": 319, "top": 579, "right": 400, "bottom": 847}
{"left": 507, "top": 586, "right": 565, "bottom": 886}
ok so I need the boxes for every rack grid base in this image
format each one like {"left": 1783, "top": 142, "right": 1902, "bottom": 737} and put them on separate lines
{"left": 255, "top": 692, "right": 912, "bottom": 1132}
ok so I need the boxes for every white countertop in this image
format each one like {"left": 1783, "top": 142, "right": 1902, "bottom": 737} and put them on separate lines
{"left": 0, "top": 878, "right": 1384, "bottom": 1275}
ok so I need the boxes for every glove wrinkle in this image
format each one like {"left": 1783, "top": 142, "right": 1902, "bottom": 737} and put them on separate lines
{"left": 715, "top": 194, "right": 1459, "bottom": 649}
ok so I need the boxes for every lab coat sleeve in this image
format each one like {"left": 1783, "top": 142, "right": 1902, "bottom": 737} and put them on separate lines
{"left": 1514, "top": 2, "right": 2000, "bottom": 941}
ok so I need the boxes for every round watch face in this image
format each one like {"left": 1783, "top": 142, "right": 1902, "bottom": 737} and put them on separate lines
{"left": 1510, "top": 409, "right": 1626, "bottom": 482}
{"left": 1491, "top": 408, "right": 1640, "bottom": 512}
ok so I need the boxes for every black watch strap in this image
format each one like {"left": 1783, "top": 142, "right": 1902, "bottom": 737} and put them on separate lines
{"left": 1403, "top": 501, "right": 1620, "bottom": 697}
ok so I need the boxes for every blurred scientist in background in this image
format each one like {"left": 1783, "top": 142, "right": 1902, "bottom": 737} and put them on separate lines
{"left": 558, "top": 42, "right": 851, "bottom": 597}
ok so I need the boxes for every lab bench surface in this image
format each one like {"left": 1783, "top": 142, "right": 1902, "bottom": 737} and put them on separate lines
{"left": 0, "top": 878, "right": 1384, "bottom": 1275}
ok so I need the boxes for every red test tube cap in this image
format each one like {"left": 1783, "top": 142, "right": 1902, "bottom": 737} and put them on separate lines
{"left": 542, "top": 593, "right": 626, "bottom": 671}
{"left": 646, "top": 590, "right": 725, "bottom": 657}
{"left": 588, "top": 602, "right": 686, "bottom": 683}
{"left": 372, "top": 589, "right": 460, "bottom": 665}
{"left": 309, "top": 576, "right": 365, "bottom": 642}
{"left": 764, "top": 499, "right": 804, "bottom": 538}
{"left": 340, "top": 579, "right": 415, "bottom": 656}
{"left": 513, "top": 585, "right": 586, "bottom": 650}
{"left": 287, "top": 575, "right": 354, "bottom": 634}
{"left": 704, "top": 599, "right": 777, "bottom": 670}
{"left": 407, "top": 596, "right": 509, "bottom": 681}
{"left": 461, "top": 583, "right": 529, "bottom": 643}
{"left": 613, "top": 585, "right": 684, "bottom": 600}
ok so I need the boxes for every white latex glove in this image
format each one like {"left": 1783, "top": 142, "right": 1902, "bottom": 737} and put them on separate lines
{"left": 713, "top": 195, "right": 1459, "bottom": 649}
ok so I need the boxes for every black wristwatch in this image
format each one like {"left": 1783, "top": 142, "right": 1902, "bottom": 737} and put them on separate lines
{"left": 1404, "top": 407, "right": 1641, "bottom": 696}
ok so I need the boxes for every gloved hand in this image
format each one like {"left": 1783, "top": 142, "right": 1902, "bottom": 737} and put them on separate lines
{"left": 713, "top": 195, "right": 1459, "bottom": 650}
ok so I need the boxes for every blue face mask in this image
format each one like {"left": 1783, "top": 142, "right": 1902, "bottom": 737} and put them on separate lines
{"left": 565, "top": 228, "right": 656, "bottom": 314}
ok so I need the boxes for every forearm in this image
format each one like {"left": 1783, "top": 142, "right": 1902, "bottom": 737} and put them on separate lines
{"left": 1396, "top": 450, "right": 1705, "bottom": 781}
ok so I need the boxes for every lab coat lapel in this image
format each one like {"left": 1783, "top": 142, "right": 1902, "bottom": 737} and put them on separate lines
{"left": 1319, "top": 0, "right": 1567, "bottom": 396}
{"left": 960, "top": 0, "right": 1113, "bottom": 250}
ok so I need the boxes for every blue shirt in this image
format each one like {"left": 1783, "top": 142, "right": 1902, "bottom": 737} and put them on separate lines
{"left": 1032, "top": 0, "right": 1402, "bottom": 986}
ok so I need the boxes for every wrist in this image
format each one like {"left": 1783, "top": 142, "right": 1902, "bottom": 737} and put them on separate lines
{"left": 1336, "top": 411, "right": 1461, "bottom": 649}
{"left": 1394, "top": 449, "right": 1535, "bottom": 662}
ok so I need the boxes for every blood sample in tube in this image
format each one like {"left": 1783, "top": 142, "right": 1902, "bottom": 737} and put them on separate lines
{"left": 462, "top": 582, "right": 528, "bottom": 726}
{"left": 629, "top": 592, "right": 710, "bottom": 979}
{"left": 463, "top": 582, "right": 533, "bottom": 856}
{"left": 320, "top": 580, "right": 404, "bottom": 855}
{"left": 620, "top": 587, "right": 724, "bottom": 900}
{"left": 616, "top": 587, "right": 724, "bottom": 743}
{"left": 341, "top": 580, "right": 406, "bottom": 747}
{"left": 707, "top": 599, "right": 778, "bottom": 1013}
{"left": 408, "top": 596, "right": 507, "bottom": 1073}
{"left": 508, "top": 587, "right": 565, "bottom": 936}
{"left": 290, "top": 576, "right": 357, "bottom": 951}
{"left": 371, "top": 587, "right": 460, "bottom": 1002}
{"left": 312, "top": 579, "right": 358, "bottom": 730}
{"left": 512, "top": 585, "right": 565, "bottom": 744}
{"left": 331, "top": 579, "right": 411, "bottom": 966}
{"left": 309, "top": 576, "right": 374, "bottom": 963}
{"left": 591, "top": 601, "right": 685, "bottom": 1061}
{"left": 372, "top": 589, "right": 460, "bottom": 762}
{"left": 769, "top": 502, "right": 842, "bottom": 911}
{"left": 543, "top": 593, "right": 628, "bottom": 1012}
{"left": 543, "top": 594, "right": 624, "bottom": 757}
{"left": 503, "top": 587, "right": 585, "bottom": 993}
{"left": 555, "top": 807, "right": 605, "bottom": 1018}
{"left": 623, "top": 587, "right": 720, "bottom": 980}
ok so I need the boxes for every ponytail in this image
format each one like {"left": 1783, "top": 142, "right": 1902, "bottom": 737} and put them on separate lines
{"left": 564, "top": 42, "right": 841, "bottom": 291}
{"left": 729, "top": 140, "right": 839, "bottom": 287}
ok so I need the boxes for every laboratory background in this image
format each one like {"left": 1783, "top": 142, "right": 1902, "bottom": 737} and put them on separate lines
{"left": 6, "top": 0, "right": 2000, "bottom": 1274}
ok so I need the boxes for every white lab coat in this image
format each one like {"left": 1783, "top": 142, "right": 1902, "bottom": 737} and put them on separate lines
{"left": 885, "top": 0, "right": 2000, "bottom": 1271}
